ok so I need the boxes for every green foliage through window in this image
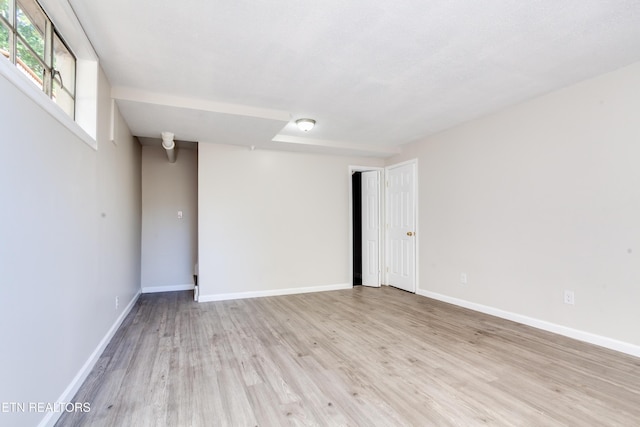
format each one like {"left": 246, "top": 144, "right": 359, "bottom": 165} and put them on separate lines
{"left": 1, "top": 0, "right": 10, "bottom": 55}
{"left": 17, "top": 5, "right": 45, "bottom": 61}
{"left": 0, "top": 23, "right": 9, "bottom": 54}
{"left": 0, "top": 0, "right": 8, "bottom": 21}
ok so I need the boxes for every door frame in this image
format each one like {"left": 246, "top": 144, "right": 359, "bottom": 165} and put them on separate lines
{"left": 348, "top": 165, "right": 384, "bottom": 287}
{"left": 385, "top": 159, "right": 418, "bottom": 292}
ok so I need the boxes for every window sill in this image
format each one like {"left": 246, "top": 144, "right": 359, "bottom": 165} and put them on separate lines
{"left": 0, "top": 57, "right": 97, "bottom": 151}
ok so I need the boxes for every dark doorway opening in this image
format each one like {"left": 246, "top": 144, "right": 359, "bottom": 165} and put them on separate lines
{"left": 352, "top": 172, "right": 362, "bottom": 286}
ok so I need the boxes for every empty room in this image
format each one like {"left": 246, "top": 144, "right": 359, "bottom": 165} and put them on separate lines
{"left": 1, "top": 0, "right": 639, "bottom": 426}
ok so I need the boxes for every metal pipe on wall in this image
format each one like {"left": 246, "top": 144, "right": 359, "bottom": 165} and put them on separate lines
{"left": 161, "top": 131, "right": 177, "bottom": 163}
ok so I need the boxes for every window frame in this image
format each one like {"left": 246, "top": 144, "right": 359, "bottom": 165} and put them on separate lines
{"left": 1, "top": 0, "right": 76, "bottom": 119}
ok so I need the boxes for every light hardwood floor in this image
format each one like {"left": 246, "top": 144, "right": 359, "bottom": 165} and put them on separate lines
{"left": 57, "top": 287, "right": 640, "bottom": 426}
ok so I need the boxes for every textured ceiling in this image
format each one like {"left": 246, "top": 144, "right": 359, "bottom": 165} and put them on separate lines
{"left": 68, "top": 0, "right": 640, "bottom": 156}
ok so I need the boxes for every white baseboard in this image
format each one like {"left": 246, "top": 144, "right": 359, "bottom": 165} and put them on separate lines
{"left": 416, "top": 289, "right": 640, "bottom": 358}
{"left": 142, "top": 284, "right": 194, "bottom": 294}
{"left": 39, "top": 291, "right": 141, "bottom": 427}
{"left": 198, "top": 283, "right": 352, "bottom": 302}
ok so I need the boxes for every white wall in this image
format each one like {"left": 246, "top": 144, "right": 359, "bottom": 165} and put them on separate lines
{"left": 141, "top": 145, "right": 198, "bottom": 292}
{"left": 198, "top": 143, "right": 383, "bottom": 300}
{"left": 388, "top": 61, "right": 640, "bottom": 351}
{"left": 0, "top": 67, "right": 141, "bottom": 426}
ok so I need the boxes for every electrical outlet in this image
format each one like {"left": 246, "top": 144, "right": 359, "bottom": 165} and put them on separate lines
{"left": 460, "top": 273, "right": 468, "bottom": 284}
{"left": 115, "top": 296, "right": 119, "bottom": 311}
{"left": 563, "top": 290, "right": 575, "bottom": 305}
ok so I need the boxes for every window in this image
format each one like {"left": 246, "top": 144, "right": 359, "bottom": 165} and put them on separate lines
{"left": 0, "top": 0, "right": 75, "bottom": 118}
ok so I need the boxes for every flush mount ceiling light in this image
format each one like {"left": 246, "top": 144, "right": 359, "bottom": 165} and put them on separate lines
{"left": 295, "top": 118, "right": 316, "bottom": 132}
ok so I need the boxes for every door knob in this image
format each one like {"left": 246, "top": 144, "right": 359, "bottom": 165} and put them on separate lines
{"left": 407, "top": 231, "right": 414, "bottom": 236}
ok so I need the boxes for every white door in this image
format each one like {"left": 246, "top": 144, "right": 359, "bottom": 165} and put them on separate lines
{"left": 387, "top": 162, "right": 416, "bottom": 292}
{"left": 361, "top": 171, "right": 380, "bottom": 287}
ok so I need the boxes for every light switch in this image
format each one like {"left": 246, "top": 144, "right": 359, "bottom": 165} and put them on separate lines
{"left": 178, "top": 210, "right": 183, "bottom": 219}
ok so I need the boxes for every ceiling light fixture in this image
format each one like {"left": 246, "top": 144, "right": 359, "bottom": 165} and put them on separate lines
{"left": 296, "top": 118, "right": 316, "bottom": 132}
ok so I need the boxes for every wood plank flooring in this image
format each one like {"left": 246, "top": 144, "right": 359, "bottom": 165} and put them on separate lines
{"left": 57, "top": 287, "right": 640, "bottom": 426}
